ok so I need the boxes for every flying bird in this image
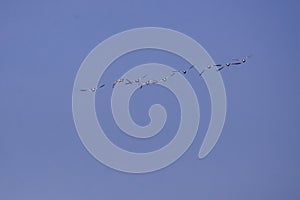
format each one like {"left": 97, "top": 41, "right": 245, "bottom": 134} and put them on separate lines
{"left": 112, "top": 78, "right": 125, "bottom": 88}
{"left": 231, "top": 55, "right": 253, "bottom": 65}
{"left": 199, "top": 64, "right": 222, "bottom": 76}
{"left": 80, "top": 84, "right": 105, "bottom": 92}
{"left": 139, "top": 79, "right": 159, "bottom": 89}
{"left": 216, "top": 55, "right": 252, "bottom": 71}
{"left": 216, "top": 63, "right": 231, "bottom": 71}
{"left": 125, "top": 79, "right": 133, "bottom": 85}
{"left": 160, "top": 72, "right": 176, "bottom": 82}
{"left": 173, "top": 65, "right": 194, "bottom": 75}
{"left": 133, "top": 74, "right": 148, "bottom": 84}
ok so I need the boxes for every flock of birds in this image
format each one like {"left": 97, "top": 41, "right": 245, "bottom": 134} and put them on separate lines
{"left": 80, "top": 56, "right": 251, "bottom": 92}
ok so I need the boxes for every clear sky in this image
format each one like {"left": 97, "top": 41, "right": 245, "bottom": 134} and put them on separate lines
{"left": 1, "top": 0, "right": 300, "bottom": 199}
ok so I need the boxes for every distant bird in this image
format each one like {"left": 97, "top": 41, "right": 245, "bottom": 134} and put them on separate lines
{"left": 139, "top": 79, "right": 158, "bottom": 89}
{"left": 214, "top": 64, "right": 222, "bottom": 67}
{"left": 80, "top": 84, "right": 105, "bottom": 92}
{"left": 147, "top": 80, "right": 158, "bottom": 85}
{"left": 206, "top": 64, "right": 220, "bottom": 69}
{"left": 126, "top": 74, "right": 148, "bottom": 88}
{"left": 112, "top": 78, "right": 125, "bottom": 88}
{"left": 216, "top": 66, "right": 224, "bottom": 71}
{"left": 199, "top": 69, "right": 206, "bottom": 76}
{"left": 231, "top": 55, "right": 253, "bottom": 65}
{"left": 199, "top": 64, "right": 222, "bottom": 76}
{"left": 112, "top": 75, "right": 147, "bottom": 88}
{"left": 216, "top": 63, "right": 231, "bottom": 71}
{"left": 216, "top": 55, "right": 252, "bottom": 72}
{"left": 125, "top": 79, "right": 132, "bottom": 85}
{"left": 161, "top": 72, "right": 175, "bottom": 82}
{"left": 241, "top": 55, "right": 253, "bottom": 63}
{"left": 133, "top": 74, "right": 147, "bottom": 84}
{"left": 241, "top": 58, "right": 248, "bottom": 63}
{"left": 173, "top": 65, "right": 194, "bottom": 75}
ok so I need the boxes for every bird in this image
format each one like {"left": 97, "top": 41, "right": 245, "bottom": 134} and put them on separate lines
{"left": 216, "top": 55, "right": 252, "bottom": 72}
{"left": 133, "top": 74, "right": 147, "bottom": 84}
{"left": 216, "top": 67, "right": 224, "bottom": 71}
{"left": 80, "top": 84, "right": 105, "bottom": 92}
{"left": 112, "top": 78, "right": 125, "bottom": 88}
{"left": 214, "top": 64, "right": 222, "bottom": 67}
{"left": 126, "top": 74, "right": 148, "bottom": 88}
{"left": 113, "top": 74, "right": 147, "bottom": 88}
{"left": 216, "top": 63, "right": 231, "bottom": 71}
{"left": 160, "top": 72, "right": 176, "bottom": 82}
{"left": 199, "top": 64, "right": 222, "bottom": 76}
{"left": 173, "top": 65, "right": 194, "bottom": 75}
{"left": 139, "top": 79, "right": 158, "bottom": 89}
{"left": 231, "top": 55, "right": 253, "bottom": 65}
{"left": 125, "top": 79, "right": 132, "bottom": 85}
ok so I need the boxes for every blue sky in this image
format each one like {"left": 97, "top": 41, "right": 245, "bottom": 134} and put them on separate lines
{"left": 1, "top": 0, "right": 300, "bottom": 199}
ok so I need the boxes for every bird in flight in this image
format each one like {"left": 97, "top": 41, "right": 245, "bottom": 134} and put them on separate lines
{"left": 133, "top": 74, "right": 148, "bottom": 84}
{"left": 139, "top": 79, "right": 159, "bottom": 89}
{"left": 80, "top": 84, "right": 105, "bottom": 92}
{"left": 125, "top": 74, "right": 148, "bottom": 87}
{"left": 161, "top": 72, "right": 176, "bottom": 82}
{"left": 173, "top": 65, "right": 194, "bottom": 75}
{"left": 125, "top": 79, "right": 133, "bottom": 85}
{"left": 217, "top": 55, "right": 252, "bottom": 71}
{"left": 112, "top": 78, "right": 126, "bottom": 88}
{"left": 111, "top": 74, "right": 148, "bottom": 89}
{"left": 216, "top": 63, "right": 231, "bottom": 71}
{"left": 230, "top": 55, "right": 253, "bottom": 65}
{"left": 199, "top": 64, "right": 222, "bottom": 76}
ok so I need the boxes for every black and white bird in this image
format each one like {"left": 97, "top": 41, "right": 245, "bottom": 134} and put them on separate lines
{"left": 173, "top": 65, "right": 194, "bottom": 75}
{"left": 231, "top": 55, "right": 253, "bottom": 65}
{"left": 112, "top": 78, "right": 125, "bottom": 88}
{"left": 133, "top": 74, "right": 148, "bottom": 84}
{"left": 161, "top": 72, "right": 176, "bottom": 82}
{"left": 80, "top": 84, "right": 105, "bottom": 92}
{"left": 139, "top": 79, "right": 159, "bottom": 89}
{"left": 199, "top": 64, "right": 222, "bottom": 75}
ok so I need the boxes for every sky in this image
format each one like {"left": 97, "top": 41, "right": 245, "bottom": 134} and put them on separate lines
{"left": 1, "top": 0, "right": 300, "bottom": 199}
